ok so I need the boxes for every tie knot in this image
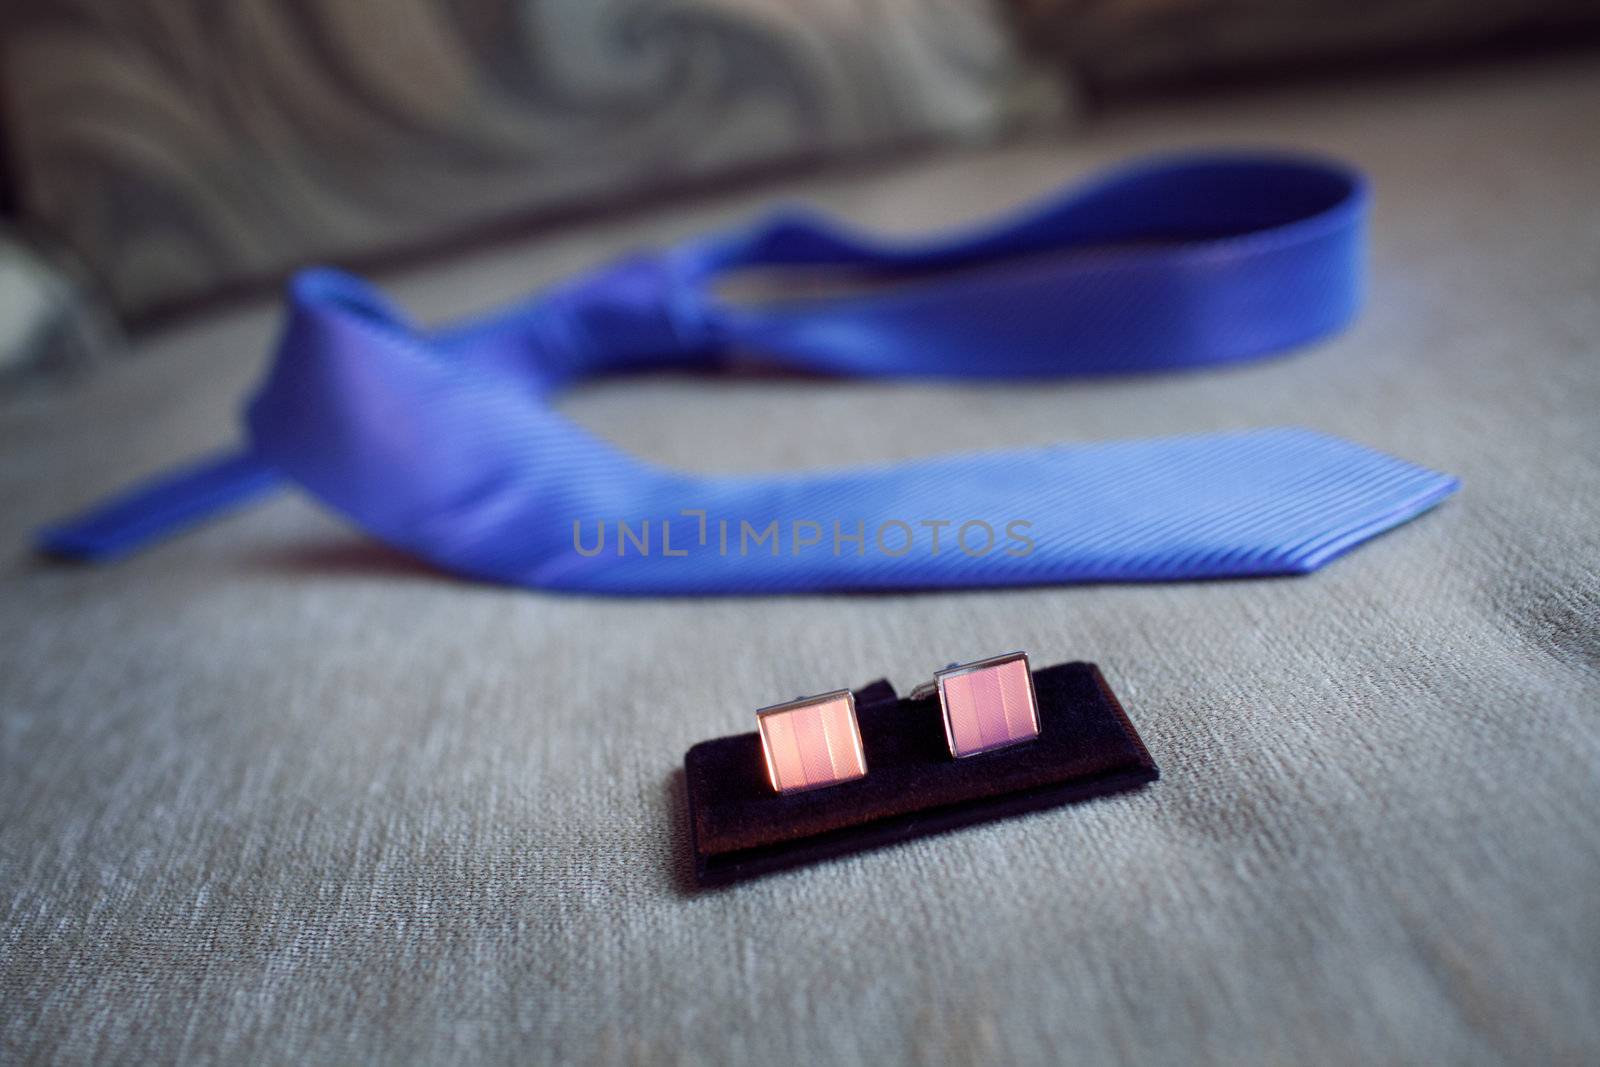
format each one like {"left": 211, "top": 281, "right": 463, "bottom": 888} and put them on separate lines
{"left": 534, "top": 251, "right": 713, "bottom": 381}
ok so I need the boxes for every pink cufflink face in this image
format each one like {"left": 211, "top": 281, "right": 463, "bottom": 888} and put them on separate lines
{"left": 935, "top": 652, "right": 1041, "bottom": 758}
{"left": 756, "top": 690, "right": 867, "bottom": 794}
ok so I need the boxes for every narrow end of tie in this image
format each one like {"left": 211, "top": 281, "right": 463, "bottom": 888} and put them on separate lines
{"left": 35, "top": 450, "right": 281, "bottom": 562}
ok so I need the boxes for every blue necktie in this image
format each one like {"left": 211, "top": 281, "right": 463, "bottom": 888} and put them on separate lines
{"left": 39, "top": 152, "right": 1458, "bottom": 594}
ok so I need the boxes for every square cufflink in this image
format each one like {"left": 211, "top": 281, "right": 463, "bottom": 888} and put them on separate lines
{"left": 756, "top": 689, "right": 867, "bottom": 794}
{"left": 933, "top": 651, "right": 1041, "bottom": 758}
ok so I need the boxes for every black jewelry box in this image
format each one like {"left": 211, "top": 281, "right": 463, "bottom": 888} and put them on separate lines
{"left": 684, "top": 661, "right": 1158, "bottom": 886}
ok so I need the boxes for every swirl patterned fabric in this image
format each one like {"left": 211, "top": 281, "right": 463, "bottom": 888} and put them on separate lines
{"left": 0, "top": 0, "right": 1050, "bottom": 318}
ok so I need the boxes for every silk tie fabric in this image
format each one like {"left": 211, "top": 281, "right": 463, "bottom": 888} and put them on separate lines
{"left": 39, "top": 153, "right": 1458, "bottom": 594}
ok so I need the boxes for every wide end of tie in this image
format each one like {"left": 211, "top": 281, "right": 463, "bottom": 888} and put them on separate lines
{"left": 1280, "top": 470, "right": 1461, "bottom": 575}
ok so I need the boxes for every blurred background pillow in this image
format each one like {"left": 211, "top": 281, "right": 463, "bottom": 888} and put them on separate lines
{"left": 0, "top": 0, "right": 1058, "bottom": 322}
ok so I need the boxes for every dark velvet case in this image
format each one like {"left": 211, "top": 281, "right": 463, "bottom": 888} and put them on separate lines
{"left": 684, "top": 661, "right": 1158, "bottom": 886}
